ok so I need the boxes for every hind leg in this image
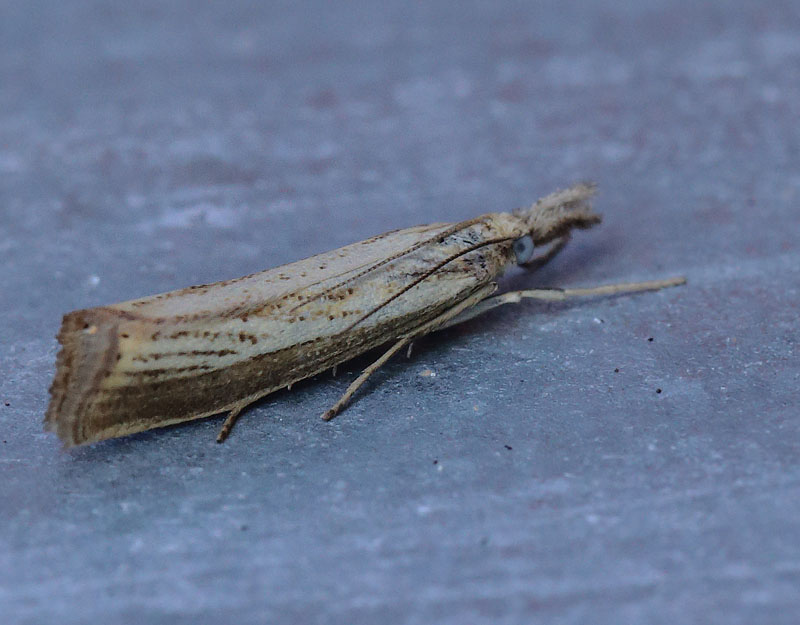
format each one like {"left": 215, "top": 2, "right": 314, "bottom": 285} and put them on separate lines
{"left": 321, "top": 283, "right": 497, "bottom": 421}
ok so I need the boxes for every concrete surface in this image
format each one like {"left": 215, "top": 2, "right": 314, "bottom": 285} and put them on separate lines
{"left": 1, "top": 1, "right": 798, "bottom": 623}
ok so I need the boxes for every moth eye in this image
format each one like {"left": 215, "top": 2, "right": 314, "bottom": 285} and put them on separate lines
{"left": 513, "top": 235, "right": 535, "bottom": 265}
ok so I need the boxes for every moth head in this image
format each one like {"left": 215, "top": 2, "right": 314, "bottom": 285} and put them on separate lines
{"left": 514, "top": 182, "right": 602, "bottom": 248}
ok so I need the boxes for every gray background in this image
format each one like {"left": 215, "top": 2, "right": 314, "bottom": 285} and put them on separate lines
{"left": 1, "top": 1, "right": 798, "bottom": 623}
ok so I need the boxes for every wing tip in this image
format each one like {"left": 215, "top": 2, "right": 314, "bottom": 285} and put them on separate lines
{"left": 43, "top": 308, "right": 121, "bottom": 448}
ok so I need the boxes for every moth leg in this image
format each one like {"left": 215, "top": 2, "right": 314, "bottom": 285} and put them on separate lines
{"left": 322, "top": 337, "right": 412, "bottom": 421}
{"left": 322, "top": 282, "right": 497, "bottom": 421}
{"left": 440, "top": 276, "right": 686, "bottom": 329}
{"left": 216, "top": 403, "right": 247, "bottom": 443}
{"left": 520, "top": 234, "right": 571, "bottom": 270}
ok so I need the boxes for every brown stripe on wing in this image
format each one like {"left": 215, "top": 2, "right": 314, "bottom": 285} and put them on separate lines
{"left": 130, "top": 349, "right": 240, "bottom": 363}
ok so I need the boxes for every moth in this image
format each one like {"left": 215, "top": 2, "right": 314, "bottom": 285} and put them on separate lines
{"left": 45, "top": 184, "right": 685, "bottom": 447}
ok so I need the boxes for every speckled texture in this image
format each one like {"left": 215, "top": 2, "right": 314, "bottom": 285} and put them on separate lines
{"left": 1, "top": 1, "right": 798, "bottom": 623}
